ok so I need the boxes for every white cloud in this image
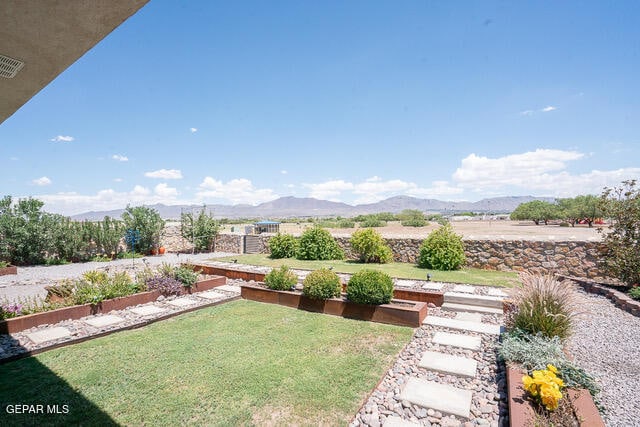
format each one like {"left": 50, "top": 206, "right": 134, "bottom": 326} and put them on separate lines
{"left": 541, "top": 106, "right": 557, "bottom": 112}
{"left": 451, "top": 149, "right": 640, "bottom": 197}
{"left": 280, "top": 170, "right": 288, "bottom": 175}
{"left": 197, "top": 177, "right": 277, "bottom": 205}
{"left": 407, "top": 181, "right": 464, "bottom": 198}
{"left": 32, "top": 176, "right": 52, "bottom": 186}
{"left": 520, "top": 106, "right": 557, "bottom": 116}
{"left": 154, "top": 183, "right": 178, "bottom": 198}
{"left": 190, "top": 127, "right": 198, "bottom": 133}
{"left": 144, "top": 169, "right": 183, "bottom": 179}
{"left": 50, "top": 135, "right": 74, "bottom": 142}
{"left": 10, "top": 156, "right": 18, "bottom": 161}
{"left": 113, "top": 178, "right": 123, "bottom": 182}
{"left": 519, "top": 110, "right": 534, "bottom": 116}
{"left": 112, "top": 154, "right": 129, "bottom": 162}
{"left": 303, "top": 180, "right": 354, "bottom": 200}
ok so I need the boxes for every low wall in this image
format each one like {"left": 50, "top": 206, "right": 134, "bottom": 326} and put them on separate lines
{"left": 161, "top": 225, "right": 609, "bottom": 280}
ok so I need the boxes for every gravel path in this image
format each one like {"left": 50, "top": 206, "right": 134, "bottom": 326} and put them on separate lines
{"left": 0, "top": 252, "right": 233, "bottom": 302}
{"left": 567, "top": 290, "right": 640, "bottom": 427}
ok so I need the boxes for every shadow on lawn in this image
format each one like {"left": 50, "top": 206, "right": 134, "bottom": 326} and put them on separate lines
{"left": 0, "top": 335, "right": 117, "bottom": 426}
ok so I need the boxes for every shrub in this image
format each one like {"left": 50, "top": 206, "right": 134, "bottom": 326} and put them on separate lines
{"left": 264, "top": 265, "right": 298, "bottom": 291}
{"left": 418, "top": 224, "right": 465, "bottom": 270}
{"left": 302, "top": 268, "right": 341, "bottom": 300}
{"left": 346, "top": 270, "right": 394, "bottom": 305}
{"left": 350, "top": 228, "right": 393, "bottom": 264}
{"left": 509, "top": 273, "right": 579, "bottom": 340}
{"left": 360, "top": 218, "right": 386, "bottom": 228}
{"left": 598, "top": 179, "right": 640, "bottom": 285}
{"left": 180, "top": 207, "right": 219, "bottom": 252}
{"left": 398, "top": 209, "right": 428, "bottom": 227}
{"left": 296, "top": 226, "right": 344, "bottom": 261}
{"left": 337, "top": 219, "right": 356, "bottom": 228}
{"left": 72, "top": 272, "right": 137, "bottom": 305}
{"left": 268, "top": 233, "right": 299, "bottom": 259}
{"left": 629, "top": 286, "right": 640, "bottom": 301}
{"left": 174, "top": 265, "right": 199, "bottom": 288}
{"left": 145, "top": 275, "right": 183, "bottom": 296}
{"left": 122, "top": 205, "right": 165, "bottom": 254}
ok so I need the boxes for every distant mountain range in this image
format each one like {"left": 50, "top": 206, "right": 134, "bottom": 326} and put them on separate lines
{"left": 71, "top": 195, "right": 556, "bottom": 221}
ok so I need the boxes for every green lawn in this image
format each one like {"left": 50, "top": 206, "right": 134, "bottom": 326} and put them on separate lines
{"left": 217, "top": 254, "right": 520, "bottom": 288}
{"left": 0, "top": 300, "right": 413, "bottom": 426}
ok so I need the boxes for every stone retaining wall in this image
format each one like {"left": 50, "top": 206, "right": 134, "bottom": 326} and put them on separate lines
{"left": 161, "top": 225, "right": 609, "bottom": 280}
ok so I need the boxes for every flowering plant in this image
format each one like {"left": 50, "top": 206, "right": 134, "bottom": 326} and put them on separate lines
{"left": 522, "top": 364, "right": 565, "bottom": 411}
{"left": 0, "top": 302, "right": 23, "bottom": 319}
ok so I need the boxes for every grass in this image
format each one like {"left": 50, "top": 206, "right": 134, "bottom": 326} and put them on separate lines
{"left": 0, "top": 300, "right": 413, "bottom": 426}
{"left": 217, "top": 254, "right": 520, "bottom": 287}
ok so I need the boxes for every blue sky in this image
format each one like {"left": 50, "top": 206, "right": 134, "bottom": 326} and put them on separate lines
{"left": 2, "top": 1, "right": 639, "bottom": 215}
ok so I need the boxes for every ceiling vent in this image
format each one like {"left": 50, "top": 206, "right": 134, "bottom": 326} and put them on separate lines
{"left": 0, "top": 54, "right": 25, "bottom": 78}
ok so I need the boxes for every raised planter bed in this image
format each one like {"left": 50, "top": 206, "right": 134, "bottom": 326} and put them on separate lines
{"left": 0, "top": 265, "right": 17, "bottom": 276}
{"left": 506, "top": 365, "right": 604, "bottom": 427}
{"left": 241, "top": 283, "right": 427, "bottom": 327}
{"left": 0, "top": 276, "right": 226, "bottom": 335}
{"left": 190, "top": 263, "right": 444, "bottom": 306}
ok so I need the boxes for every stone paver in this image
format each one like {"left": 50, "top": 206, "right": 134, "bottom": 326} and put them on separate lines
{"left": 443, "top": 292, "right": 504, "bottom": 309}
{"left": 421, "top": 282, "right": 444, "bottom": 291}
{"left": 197, "top": 290, "right": 227, "bottom": 300}
{"left": 130, "top": 305, "right": 168, "bottom": 316}
{"left": 399, "top": 377, "right": 472, "bottom": 418}
{"left": 432, "top": 331, "right": 481, "bottom": 350}
{"left": 383, "top": 416, "right": 419, "bottom": 427}
{"left": 452, "top": 285, "right": 475, "bottom": 294}
{"left": 423, "top": 315, "right": 502, "bottom": 335}
{"left": 216, "top": 285, "right": 241, "bottom": 293}
{"left": 165, "top": 297, "right": 199, "bottom": 307}
{"left": 418, "top": 350, "right": 477, "bottom": 378}
{"left": 455, "top": 312, "right": 483, "bottom": 323}
{"left": 395, "top": 280, "right": 416, "bottom": 288}
{"left": 26, "top": 327, "right": 71, "bottom": 344}
{"left": 83, "top": 315, "right": 125, "bottom": 328}
{"left": 441, "top": 302, "right": 503, "bottom": 315}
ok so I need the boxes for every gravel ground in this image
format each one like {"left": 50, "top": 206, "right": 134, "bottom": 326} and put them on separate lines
{"left": 567, "top": 290, "right": 640, "bottom": 427}
{"left": 0, "top": 252, "right": 233, "bottom": 302}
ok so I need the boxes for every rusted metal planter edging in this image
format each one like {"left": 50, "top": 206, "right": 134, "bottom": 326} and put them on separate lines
{"left": 507, "top": 366, "right": 604, "bottom": 427}
{"left": 0, "top": 276, "right": 226, "bottom": 335}
{"left": 240, "top": 283, "right": 427, "bottom": 327}
{"left": 0, "top": 265, "right": 18, "bottom": 276}
{"left": 558, "top": 275, "right": 640, "bottom": 317}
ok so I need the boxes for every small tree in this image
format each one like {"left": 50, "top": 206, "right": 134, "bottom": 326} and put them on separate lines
{"left": 418, "top": 223, "right": 466, "bottom": 270}
{"left": 510, "top": 200, "right": 561, "bottom": 225}
{"left": 350, "top": 228, "right": 393, "bottom": 263}
{"left": 557, "top": 195, "right": 602, "bottom": 227}
{"left": 598, "top": 180, "right": 640, "bottom": 285}
{"left": 398, "top": 209, "right": 428, "bottom": 227}
{"left": 180, "top": 207, "right": 219, "bottom": 252}
{"left": 122, "top": 206, "right": 165, "bottom": 254}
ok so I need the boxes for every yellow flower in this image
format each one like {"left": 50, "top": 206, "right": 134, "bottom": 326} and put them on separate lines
{"left": 547, "top": 364, "right": 558, "bottom": 374}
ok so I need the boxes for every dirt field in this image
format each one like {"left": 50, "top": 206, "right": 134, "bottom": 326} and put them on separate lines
{"left": 224, "top": 220, "right": 605, "bottom": 241}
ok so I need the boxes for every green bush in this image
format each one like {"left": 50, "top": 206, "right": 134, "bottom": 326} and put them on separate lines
{"left": 174, "top": 266, "right": 199, "bottom": 288}
{"left": 122, "top": 205, "right": 165, "bottom": 254}
{"left": 360, "top": 218, "right": 386, "bottom": 228}
{"left": 510, "top": 273, "right": 579, "bottom": 340}
{"left": 180, "top": 207, "right": 219, "bottom": 252}
{"left": 337, "top": 219, "right": 356, "bottom": 228}
{"left": 296, "top": 226, "right": 344, "bottom": 261}
{"left": 350, "top": 228, "right": 393, "bottom": 264}
{"left": 302, "top": 268, "right": 341, "bottom": 300}
{"left": 264, "top": 265, "right": 298, "bottom": 291}
{"left": 629, "top": 286, "right": 640, "bottom": 301}
{"left": 73, "top": 271, "right": 138, "bottom": 305}
{"left": 418, "top": 224, "right": 465, "bottom": 270}
{"left": 346, "top": 270, "right": 394, "bottom": 305}
{"left": 268, "top": 233, "right": 299, "bottom": 259}
{"left": 398, "top": 209, "right": 428, "bottom": 227}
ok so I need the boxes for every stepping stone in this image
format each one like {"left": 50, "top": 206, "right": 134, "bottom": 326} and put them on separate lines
{"left": 165, "top": 297, "right": 199, "bottom": 307}
{"left": 26, "top": 327, "right": 71, "bottom": 344}
{"left": 198, "top": 290, "right": 227, "bottom": 300}
{"left": 399, "top": 377, "right": 472, "bottom": 418}
{"left": 443, "top": 292, "right": 504, "bottom": 309}
{"left": 395, "top": 279, "right": 416, "bottom": 288}
{"left": 452, "top": 285, "right": 476, "bottom": 294}
{"left": 384, "top": 416, "right": 419, "bottom": 427}
{"left": 487, "top": 288, "right": 509, "bottom": 297}
{"left": 423, "top": 316, "right": 502, "bottom": 335}
{"left": 455, "top": 312, "right": 483, "bottom": 323}
{"left": 130, "top": 305, "right": 168, "bottom": 316}
{"left": 418, "top": 350, "right": 477, "bottom": 378}
{"left": 441, "top": 302, "right": 503, "bottom": 315}
{"left": 432, "top": 331, "right": 481, "bottom": 350}
{"left": 422, "top": 282, "right": 444, "bottom": 291}
{"left": 216, "top": 285, "right": 241, "bottom": 293}
{"left": 84, "top": 315, "right": 124, "bottom": 328}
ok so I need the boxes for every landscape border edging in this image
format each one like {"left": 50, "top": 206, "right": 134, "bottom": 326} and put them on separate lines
{"left": 558, "top": 275, "right": 640, "bottom": 317}
{"left": 0, "top": 265, "right": 18, "bottom": 276}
